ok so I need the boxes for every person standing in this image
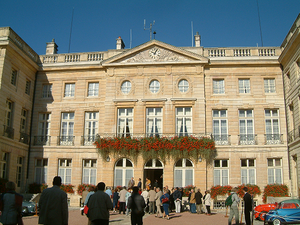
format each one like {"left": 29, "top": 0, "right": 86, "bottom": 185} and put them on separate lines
{"left": 84, "top": 186, "right": 95, "bottom": 225}
{"left": 204, "top": 190, "right": 212, "bottom": 215}
{"left": 0, "top": 181, "right": 23, "bottom": 225}
{"left": 127, "top": 186, "right": 146, "bottom": 225}
{"left": 128, "top": 177, "right": 135, "bottom": 189}
{"left": 137, "top": 178, "right": 142, "bottom": 190}
{"left": 112, "top": 188, "right": 119, "bottom": 213}
{"left": 189, "top": 189, "right": 196, "bottom": 213}
{"left": 87, "top": 182, "right": 113, "bottom": 225}
{"left": 126, "top": 188, "right": 132, "bottom": 216}
{"left": 155, "top": 187, "right": 163, "bottom": 218}
{"left": 105, "top": 187, "right": 112, "bottom": 198}
{"left": 173, "top": 187, "right": 182, "bottom": 213}
{"left": 38, "top": 176, "right": 68, "bottom": 225}
{"left": 243, "top": 187, "right": 252, "bottom": 225}
{"left": 160, "top": 189, "right": 170, "bottom": 220}
{"left": 228, "top": 187, "right": 240, "bottom": 225}
{"left": 147, "top": 187, "right": 156, "bottom": 214}
{"left": 119, "top": 186, "right": 127, "bottom": 214}
{"left": 145, "top": 178, "right": 151, "bottom": 191}
{"left": 195, "top": 188, "right": 203, "bottom": 214}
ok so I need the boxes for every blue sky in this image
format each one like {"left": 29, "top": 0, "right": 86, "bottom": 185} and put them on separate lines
{"left": 0, "top": 0, "right": 299, "bottom": 55}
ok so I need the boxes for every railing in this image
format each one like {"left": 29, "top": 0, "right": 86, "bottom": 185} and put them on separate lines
{"left": 81, "top": 135, "right": 98, "bottom": 146}
{"left": 288, "top": 126, "right": 300, "bottom": 143}
{"left": 212, "top": 135, "right": 231, "bottom": 145}
{"left": 57, "top": 136, "right": 75, "bottom": 146}
{"left": 65, "top": 54, "right": 80, "bottom": 62}
{"left": 34, "top": 136, "right": 51, "bottom": 146}
{"left": 43, "top": 55, "right": 58, "bottom": 63}
{"left": 88, "top": 53, "right": 103, "bottom": 61}
{"left": 98, "top": 133, "right": 212, "bottom": 139}
{"left": 40, "top": 52, "right": 105, "bottom": 64}
{"left": 3, "top": 125, "right": 14, "bottom": 139}
{"left": 19, "top": 132, "right": 29, "bottom": 144}
{"left": 205, "top": 47, "right": 280, "bottom": 58}
{"left": 264, "top": 134, "right": 283, "bottom": 145}
{"left": 238, "top": 134, "right": 257, "bottom": 145}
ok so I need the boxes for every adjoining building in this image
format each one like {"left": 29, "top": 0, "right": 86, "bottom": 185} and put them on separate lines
{"left": 0, "top": 14, "right": 299, "bottom": 206}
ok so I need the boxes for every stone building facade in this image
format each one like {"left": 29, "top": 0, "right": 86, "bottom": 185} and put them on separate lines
{"left": 0, "top": 14, "right": 299, "bottom": 206}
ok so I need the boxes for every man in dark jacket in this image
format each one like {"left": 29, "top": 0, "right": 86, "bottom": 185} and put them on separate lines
{"left": 243, "top": 187, "right": 252, "bottom": 225}
{"left": 195, "top": 188, "right": 203, "bottom": 214}
{"left": 127, "top": 186, "right": 146, "bottom": 225}
{"left": 173, "top": 187, "right": 182, "bottom": 213}
{"left": 87, "top": 182, "right": 113, "bottom": 225}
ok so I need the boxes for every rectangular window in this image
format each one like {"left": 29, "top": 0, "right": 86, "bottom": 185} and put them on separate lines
{"left": 16, "top": 157, "right": 23, "bottom": 187}
{"left": 5, "top": 100, "right": 14, "bottom": 127}
{"left": 82, "top": 159, "right": 97, "bottom": 185}
{"left": 84, "top": 112, "right": 98, "bottom": 145}
{"left": 42, "top": 84, "right": 52, "bottom": 98}
{"left": 11, "top": 69, "right": 17, "bottom": 86}
{"left": 60, "top": 112, "right": 74, "bottom": 145}
{"left": 117, "top": 108, "right": 133, "bottom": 137}
{"left": 37, "top": 113, "right": 51, "bottom": 145}
{"left": 64, "top": 83, "right": 75, "bottom": 97}
{"left": 213, "top": 110, "right": 228, "bottom": 144}
{"left": 268, "top": 158, "right": 282, "bottom": 184}
{"left": 176, "top": 107, "right": 192, "bottom": 136}
{"left": 0, "top": 152, "right": 9, "bottom": 179}
{"left": 58, "top": 159, "right": 72, "bottom": 184}
{"left": 88, "top": 82, "right": 99, "bottom": 97}
{"left": 35, "top": 159, "right": 48, "bottom": 184}
{"left": 213, "top": 79, "right": 225, "bottom": 94}
{"left": 265, "top": 109, "right": 280, "bottom": 144}
{"left": 241, "top": 159, "right": 256, "bottom": 185}
{"left": 239, "top": 110, "right": 255, "bottom": 145}
{"left": 238, "top": 79, "right": 250, "bottom": 93}
{"left": 20, "top": 109, "right": 27, "bottom": 133}
{"left": 214, "top": 159, "right": 229, "bottom": 186}
{"left": 146, "top": 108, "right": 162, "bottom": 137}
{"left": 264, "top": 78, "right": 276, "bottom": 93}
{"left": 25, "top": 80, "right": 31, "bottom": 95}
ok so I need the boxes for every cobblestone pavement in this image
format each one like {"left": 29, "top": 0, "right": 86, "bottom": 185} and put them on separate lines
{"left": 22, "top": 207, "right": 265, "bottom": 225}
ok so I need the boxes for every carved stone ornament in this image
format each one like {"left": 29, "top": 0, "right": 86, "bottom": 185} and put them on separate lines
{"left": 122, "top": 47, "right": 191, "bottom": 63}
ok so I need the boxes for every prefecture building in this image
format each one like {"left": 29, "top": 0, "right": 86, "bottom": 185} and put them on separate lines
{"left": 0, "top": 14, "right": 299, "bottom": 206}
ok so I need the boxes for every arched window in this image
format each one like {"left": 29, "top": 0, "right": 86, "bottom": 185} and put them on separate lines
{"left": 114, "top": 158, "right": 133, "bottom": 188}
{"left": 174, "top": 158, "right": 194, "bottom": 188}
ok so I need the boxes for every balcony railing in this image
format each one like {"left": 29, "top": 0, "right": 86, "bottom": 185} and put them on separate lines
{"left": 57, "top": 136, "right": 75, "bottom": 146}
{"left": 98, "top": 133, "right": 212, "bottom": 139}
{"left": 34, "top": 136, "right": 51, "bottom": 146}
{"left": 238, "top": 134, "right": 257, "bottom": 145}
{"left": 205, "top": 47, "right": 280, "bottom": 58}
{"left": 19, "top": 132, "right": 29, "bottom": 144}
{"left": 288, "top": 126, "right": 300, "bottom": 144}
{"left": 3, "top": 125, "right": 14, "bottom": 139}
{"left": 81, "top": 135, "right": 98, "bottom": 146}
{"left": 264, "top": 134, "right": 283, "bottom": 145}
{"left": 212, "top": 135, "right": 231, "bottom": 145}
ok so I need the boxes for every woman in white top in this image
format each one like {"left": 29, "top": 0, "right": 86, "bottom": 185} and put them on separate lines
{"left": 204, "top": 190, "right": 211, "bottom": 215}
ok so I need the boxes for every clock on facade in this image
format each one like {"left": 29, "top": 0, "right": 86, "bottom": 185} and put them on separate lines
{"left": 149, "top": 47, "right": 160, "bottom": 59}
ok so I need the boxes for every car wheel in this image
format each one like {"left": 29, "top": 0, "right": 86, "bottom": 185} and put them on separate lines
{"left": 259, "top": 211, "right": 268, "bottom": 221}
{"left": 273, "top": 219, "right": 281, "bottom": 225}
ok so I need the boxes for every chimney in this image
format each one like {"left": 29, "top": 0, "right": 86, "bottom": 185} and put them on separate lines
{"left": 116, "top": 36, "right": 125, "bottom": 50}
{"left": 46, "top": 39, "right": 58, "bottom": 55}
{"left": 194, "top": 32, "right": 201, "bottom": 47}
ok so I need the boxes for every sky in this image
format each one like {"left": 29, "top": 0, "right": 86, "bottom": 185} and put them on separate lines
{"left": 0, "top": 0, "right": 299, "bottom": 55}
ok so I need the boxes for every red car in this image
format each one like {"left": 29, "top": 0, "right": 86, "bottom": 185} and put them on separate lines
{"left": 254, "top": 203, "right": 277, "bottom": 221}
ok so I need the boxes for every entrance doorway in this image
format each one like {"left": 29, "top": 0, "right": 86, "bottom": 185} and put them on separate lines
{"left": 144, "top": 159, "right": 164, "bottom": 190}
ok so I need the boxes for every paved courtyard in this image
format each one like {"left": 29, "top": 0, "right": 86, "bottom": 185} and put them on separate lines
{"left": 22, "top": 207, "right": 265, "bottom": 225}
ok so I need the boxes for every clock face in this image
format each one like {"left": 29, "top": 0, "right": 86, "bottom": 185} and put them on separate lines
{"left": 149, "top": 48, "right": 160, "bottom": 59}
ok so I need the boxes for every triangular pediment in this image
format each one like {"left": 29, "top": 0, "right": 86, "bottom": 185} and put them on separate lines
{"left": 102, "top": 40, "right": 208, "bottom": 66}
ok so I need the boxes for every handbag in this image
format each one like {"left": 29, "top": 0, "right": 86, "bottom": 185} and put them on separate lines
{"left": 161, "top": 195, "right": 169, "bottom": 204}
{"left": 83, "top": 205, "right": 89, "bottom": 215}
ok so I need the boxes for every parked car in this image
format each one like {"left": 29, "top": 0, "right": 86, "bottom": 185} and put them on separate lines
{"left": 254, "top": 203, "right": 277, "bottom": 221}
{"left": 264, "top": 199, "right": 300, "bottom": 225}
{"left": 22, "top": 200, "right": 38, "bottom": 216}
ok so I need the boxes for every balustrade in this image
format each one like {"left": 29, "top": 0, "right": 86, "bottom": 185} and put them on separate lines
{"left": 264, "top": 134, "right": 283, "bottom": 145}
{"left": 57, "top": 136, "right": 75, "bottom": 146}
{"left": 34, "top": 136, "right": 51, "bottom": 146}
{"left": 3, "top": 125, "right": 14, "bottom": 139}
{"left": 19, "top": 132, "right": 29, "bottom": 144}
{"left": 238, "top": 134, "right": 257, "bottom": 145}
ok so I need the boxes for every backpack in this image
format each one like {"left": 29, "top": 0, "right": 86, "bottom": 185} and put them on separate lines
{"left": 225, "top": 194, "right": 233, "bottom": 206}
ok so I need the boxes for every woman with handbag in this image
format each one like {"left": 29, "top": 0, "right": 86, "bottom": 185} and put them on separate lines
{"left": 160, "top": 189, "right": 170, "bottom": 220}
{"left": 0, "top": 181, "right": 23, "bottom": 225}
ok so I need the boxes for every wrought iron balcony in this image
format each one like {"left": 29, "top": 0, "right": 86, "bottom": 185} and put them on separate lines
{"left": 81, "top": 135, "right": 98, "bottom": 146}
{"left": 287, "top": 126, "right": 300, "bottom": 144}
{"left": 34, "top": 136, "right": 51, "bottom": 146}
{"left": 3, "top": 125, "right": 14, "bottom": 139}
{"left": 19, "top": 132, "right": 29, "bottom": 144}
{"left": 57, "top": 136, "right": 75, "bottom": 146}
{"left": 238, "top": 134, "right": 257, "bottom": 145}
{"left": 212, "top": 135, "right": 231, "bottom": 145}
{"left": 264, "top": 134, "right": 283, "bottom": 145}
